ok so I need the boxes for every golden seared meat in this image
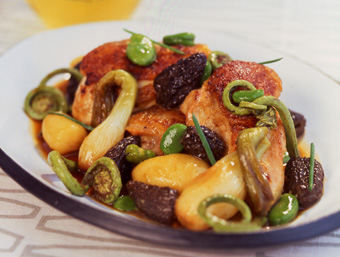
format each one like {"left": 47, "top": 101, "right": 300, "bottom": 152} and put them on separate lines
{"left": 180, "top": 60, "right": 285, "bottom": 201}
{"left": 125, "top": 105, "right": 186, "bottom": 155}
{"left": 72, "top": 40, "right": 211, "bottom": 125}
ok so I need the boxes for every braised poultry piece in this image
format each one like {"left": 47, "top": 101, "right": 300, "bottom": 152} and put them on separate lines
{"left": 176, "top": 61, "right": 286, "bottom": 230}
{"left": 180, "top": 60, "right": 285, "bottom": 201}
{"left": 72, "top": 40, "right": 210, "bottom": 125}
{"left": 126, "top": 105, "right": 185, "bottom": 155}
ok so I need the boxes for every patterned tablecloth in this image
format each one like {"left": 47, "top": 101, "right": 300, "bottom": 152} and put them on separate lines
{"left": 1, "top": 0, "right": 340, "bottom": 256}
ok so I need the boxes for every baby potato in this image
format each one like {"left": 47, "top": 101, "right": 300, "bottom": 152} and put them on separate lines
{"left": 42, "top": 113, "right": 88, "bottom": 154}
{"left": 175, "top": 152, "right": 246, "bottom": 231}
{"left": 132, "top": 153, "right": 209, "bottom": 193}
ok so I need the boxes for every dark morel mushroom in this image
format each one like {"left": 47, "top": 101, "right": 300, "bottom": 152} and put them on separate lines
{"left": 289, "top": 109, "right": 306, "bottom": 139}
{"left": 126, "top": 181, "right": 178, "bottom": 225}
{"left": 182, "top": 126, "right": 227, "bottom": 163}
{"left": 284, "top": 157, "right": 324, "bottom": 210}
{"left": 65, "top": 61, "right": 81, "bottom": 106}
{"left": 104, "top": 136, "right": 141, "bottom": 184}
{"left": 154, "top": 53, "right": 207, "bottom": 108}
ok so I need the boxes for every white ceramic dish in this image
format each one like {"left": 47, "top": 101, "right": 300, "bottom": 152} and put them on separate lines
{"left": 1, "top": 21, "right": 340, "bottom": 249}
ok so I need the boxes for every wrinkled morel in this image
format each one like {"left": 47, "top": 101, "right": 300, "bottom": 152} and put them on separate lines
{"left": 126, "top": 181, "right": 178, "bottom": 225}
{"left": 104, "top": 136, "right": 141, "bottom": 184}
{"left": 154, "top": 53, "right": 207, "bottom": 108}
{"left": 182, "top": 125, "right": 227, "bottom": 163}
{"left": 289, "top": 109, "right": 306, "bottom": 139}
{"left": 284, "top": 157, "right": 324, "bottom": 210}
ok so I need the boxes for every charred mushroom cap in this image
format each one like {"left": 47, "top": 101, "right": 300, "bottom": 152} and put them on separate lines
{"left": 104, "top": 136, "right": 141, "bottom": 184}
{"left": 154, "top": 53, "right": 207, "bottom": 109}
{"left": 182, "top": 126, "right": 227, "bottom": 163}
{"left": 284, "top": 157, "right": 324, "bottom": 210}
{"left": 289, "top": 109, "right": 306, "bottom": 139}
{"left": 126, "top": 181, "right": 178, "bottom": 225}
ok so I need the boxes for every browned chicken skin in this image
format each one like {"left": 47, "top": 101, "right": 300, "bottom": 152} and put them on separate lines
{"left": 181, "top": 60, "right": 282, "bottom": 153}
{"left": 72, "top": 40, "right": 211, "bottom": 125}
{"left": 126, "top": 105, "right": 185, "bottom": 155}
{"left": 180, "top": 60, "right": 286, "bottom": 201}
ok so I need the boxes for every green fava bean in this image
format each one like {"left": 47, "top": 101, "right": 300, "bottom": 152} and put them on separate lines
{"left": 125, "top": 144, "right": 156, "bottom": 164}
{"left": 163, "top": 32, "right": 195, "bottom": 46}
{"left": 268, "top": 193, "right": 299, "bottom": 226}
{"left": 113, "top": 195, "right": 137, "bottom": 211}
{"left": 160, "top": 123, "right": 187, "bottom": 155}
{"left": 209, "top": 50, "right": 233, "bottom": 70}
{"left": 283, "top": 152, "right": 290, "bottom": 164}
{"left": 126, "top": 34, "right": 156, "bottom": 66}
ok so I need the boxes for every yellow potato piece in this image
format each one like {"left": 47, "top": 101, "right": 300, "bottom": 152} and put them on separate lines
{"left": 132, "top": 153, "right": 209, "bottom": 193}
{"left": 175, "top": 152, "right": 246, "bottom": 231}
{"left": 42, "top": 113, "right": 88, "bottom": 154}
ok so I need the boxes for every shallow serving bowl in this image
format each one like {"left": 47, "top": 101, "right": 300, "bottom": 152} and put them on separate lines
{"left": 1, "top": 21, "right": 340, "bottom": 249}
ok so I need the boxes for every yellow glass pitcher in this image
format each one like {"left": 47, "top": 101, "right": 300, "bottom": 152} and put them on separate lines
{"left": 26, "top": 0, "right": 140, "bottom": 28}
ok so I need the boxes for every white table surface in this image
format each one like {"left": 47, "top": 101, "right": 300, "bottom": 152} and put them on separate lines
{"left": 1, "top": 0, "right": 340, "bottom": 256}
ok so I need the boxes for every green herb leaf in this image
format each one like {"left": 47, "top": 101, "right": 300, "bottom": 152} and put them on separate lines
{"left": 192, "top": 113, "right": 216, "bottom": 165}
{"left": 48, "top": 112, "right": 94, "bottom": 131}
{"left": 124, "top": 29, "right": 185, "bottom": 55}
{"left": 309, "top": 143, "right": 315, "bottom": 191}
{"left": 258, "top": 58, "right": 283, "bottom": 65}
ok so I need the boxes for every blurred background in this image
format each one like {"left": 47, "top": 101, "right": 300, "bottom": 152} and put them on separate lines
{"left": 1, "top": 0, "right": 339, "bottom": 84}
{"left": 25, "top": 0, "right": 140, "bottom": 28}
